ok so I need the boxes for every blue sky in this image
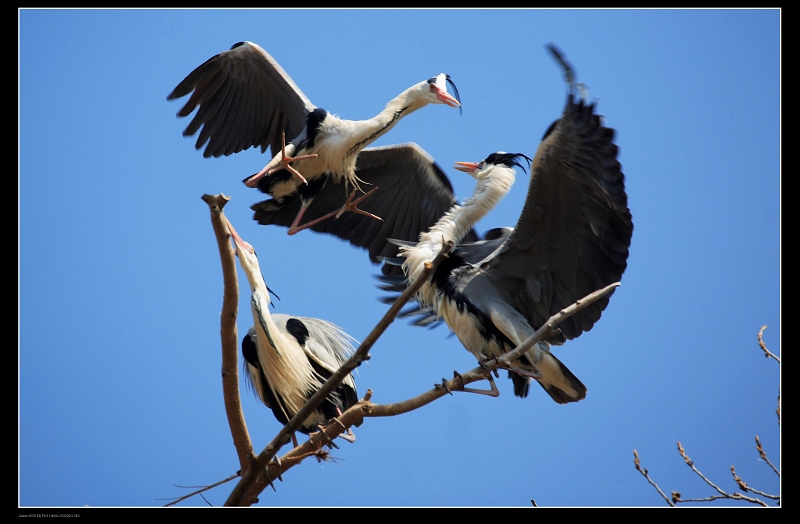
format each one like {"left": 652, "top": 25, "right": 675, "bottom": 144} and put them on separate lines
{"left": 19, "top": 9, "right": 780, "bottom": 508}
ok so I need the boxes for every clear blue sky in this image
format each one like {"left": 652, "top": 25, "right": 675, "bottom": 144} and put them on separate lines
{"left": 19, "top": 8, "right": 781, "bottom": 508}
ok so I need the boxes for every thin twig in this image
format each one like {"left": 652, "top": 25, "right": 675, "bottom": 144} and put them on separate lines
{"left": 757, "top": 325, "right": 780, "bottom": 363}
{"left": 633, "top": 450, "right": 674, "bottom": 506}
{"left": 731, "top": 465, "right": 779, "bottom": 500}
{"left": 676, "top": 442, "right": 768, "bottom": 506}
{"left": 755, "top": 436, "right": 780, "bottom": 477}
{"left": 161, "top": 472, "right": 241, "bottom": 507}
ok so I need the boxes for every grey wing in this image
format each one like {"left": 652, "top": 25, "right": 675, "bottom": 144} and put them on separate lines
{"left": 377, "top": 227, "right": 513, "bottom": 328}
{"left": 295, "top": 317, "right": 358, "bottom": 389}
{"left": 252, "top": 142, "right": 478, "bottom": 273}
{"left": 167, "top": 41, "right": 316, "bottom": 158}
{"left": 477, "top": 94, "right": 633, "bottom": 344}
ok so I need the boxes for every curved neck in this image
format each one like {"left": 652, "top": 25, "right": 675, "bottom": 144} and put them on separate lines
{"left": 248, "top": 282, "right": 320, "bottom": 418}
{"left": 422, "top": 167, "right": 516, "bottom": 246}
{"left": 345, "top": 81, "right": 430, "bottom": 157}
{"left": 401, "top": 165, "right": 515, "bottom": 292}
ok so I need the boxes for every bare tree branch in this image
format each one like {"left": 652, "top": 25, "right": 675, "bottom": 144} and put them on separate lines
{"left": 195, "top": 196, "right": 646, "bottom": 506}
{"left": 675, "top": 442, "right": 770, "bottom": 506}
{"left": 225, "top": 237, "right": 456, "bottom": 505}
{"left": 195, "top": 197, "right": 625, "bottom": 506}
{"left": 201, "top": 194, "right": 255, "bottom": 472}
{"left": 731, "top": 465, "right": 779, "bottom": 500}
{"left": 632, "top": 450, "right": 675, "bottom": 506}
{"left": 633, "top": 326, "right": 780, "bottom": 506}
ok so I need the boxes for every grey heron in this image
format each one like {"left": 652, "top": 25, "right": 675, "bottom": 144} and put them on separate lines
{"left": 168, "top": 41, "right": 461, "bottom": 236}
{"left": 225, "top": 216, "right": 361, "bottom": 444}
{"left": 383, "top": 47, "right": 633, "bottom": 403}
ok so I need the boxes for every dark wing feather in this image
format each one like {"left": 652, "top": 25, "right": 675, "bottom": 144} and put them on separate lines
{"left": 476, "top": 94, "right": 632, "bottom": 344}
{"left": 252, "top": 143, "right": 478, "bottom": 274}
{"left": 167, "top": 41, "right": 316, "bottom": 158}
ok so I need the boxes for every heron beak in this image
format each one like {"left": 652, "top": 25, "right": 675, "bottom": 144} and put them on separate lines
{"left": 243, "top": 173, "right": 262, "bottom": 188}
{"left": 223, "top": 216, "right": 254, "bottom": 254}
{"left": 433, "top": 85, "right": 461, "bottom": 108}
{"left": 453, "top": 161, "right": 480, "bottom": 174}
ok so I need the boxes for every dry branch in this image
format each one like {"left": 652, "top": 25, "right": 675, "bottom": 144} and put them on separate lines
{"left": 201, "top": 194, "right": 255, "bottom": 471}
{"left": 198, "top": 194, "right": 627, "bottom": 506}
{"left": 224, "top": 231, "right": 455, "bottom": 505}
{"left": 632, "top": 327, "right": 780, "bottom": 506}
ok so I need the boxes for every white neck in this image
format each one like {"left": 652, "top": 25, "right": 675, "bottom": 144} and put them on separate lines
{"left": 401, "top": 164, "right": 516, "bottom": 295}
{"left": 248, "top": 280, "right": 321, "bottom": 418}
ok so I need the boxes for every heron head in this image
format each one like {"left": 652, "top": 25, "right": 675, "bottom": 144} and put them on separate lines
{"left": 224, "top": 216, "right": 264, "bottom": 288}
{"left": 426, "top": 73, "right": 462, "bottom": 113}
{"left": 454, "top": 152, "right": 532, "bottom": 180}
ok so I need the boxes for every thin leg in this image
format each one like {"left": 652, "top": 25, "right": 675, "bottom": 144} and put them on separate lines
{"left": 244, "top": 132, "right": 318, "bottom": 187}
{"left": 288, "top": 187, "right": 383, "bottom": 236}
{"left": 455, "top": 370, "right": 501, "bottom": 397}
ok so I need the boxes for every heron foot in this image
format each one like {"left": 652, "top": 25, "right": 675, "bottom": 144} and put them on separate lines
{"left": 287, "top": 187, "right": 382, "bottom": 236}
{"left": 329, "top": 408, "right": 357, "bottom": 443}
{"left": 265, "top": 131, "right": 317, "bottom": 184}
{"left": 478, "top": 358, "right": 501, "bottom": 378}
{"left": 244, "top": 131, "right": 318, "bottom": 187}
{"left": 313, "top": 425, "right": 341, "bottom": 449}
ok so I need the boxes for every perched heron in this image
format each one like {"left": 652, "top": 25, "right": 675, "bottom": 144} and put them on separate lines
{"left": 383, "top": 46, "right": 633, "bottom": 402}
{"left": 168, "top": 41, "right": 461, "bottom": 234}
{"left": 225, "top": 216, "right": 361, "bottom": 444}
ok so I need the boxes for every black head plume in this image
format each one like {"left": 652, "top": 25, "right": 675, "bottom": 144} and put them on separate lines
{"left": 446, "top": 74, "right": 463, "bottom": 115}
{"left": 485, "top": 152, "right": 533, "bottom": 174}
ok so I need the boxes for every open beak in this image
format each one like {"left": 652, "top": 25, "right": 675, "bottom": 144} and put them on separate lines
{"left": 223, "top": 216, "right": 254, "bottom": 255}
{"left": 433, "top": 85, "right": 461, "bottom": 108}
{"left": 453, "top": 161, "right": 480, "bottom": 174}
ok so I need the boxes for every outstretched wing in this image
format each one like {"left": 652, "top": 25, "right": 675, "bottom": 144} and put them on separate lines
{"left": 167, "top": 41, "right": 316, "bottom": 158}
{"left": 252, "top": 142, "right": 478, "bottom": 273}
{"left": 473, "top": 94, "right": 633, "bottom": 344}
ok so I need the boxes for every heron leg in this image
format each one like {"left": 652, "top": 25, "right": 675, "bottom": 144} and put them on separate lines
{"left": 497, "top": 364, "right": 543, "bottom": 381}
{"left": 288, "top": 187, "right": 383, "bottom": 236}
{"left": 456, "top": 370, "right": 501, "bottom": 397}
{"left": 331, "top": 407, "right": 357, "bottom": 443}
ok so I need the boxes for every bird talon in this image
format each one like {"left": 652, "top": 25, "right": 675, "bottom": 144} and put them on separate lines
{"left": 335, "top": 187, "right": 382, "bottom": 221}
{"left": 438, "top": 378, "right": 453, "bottom": 395}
